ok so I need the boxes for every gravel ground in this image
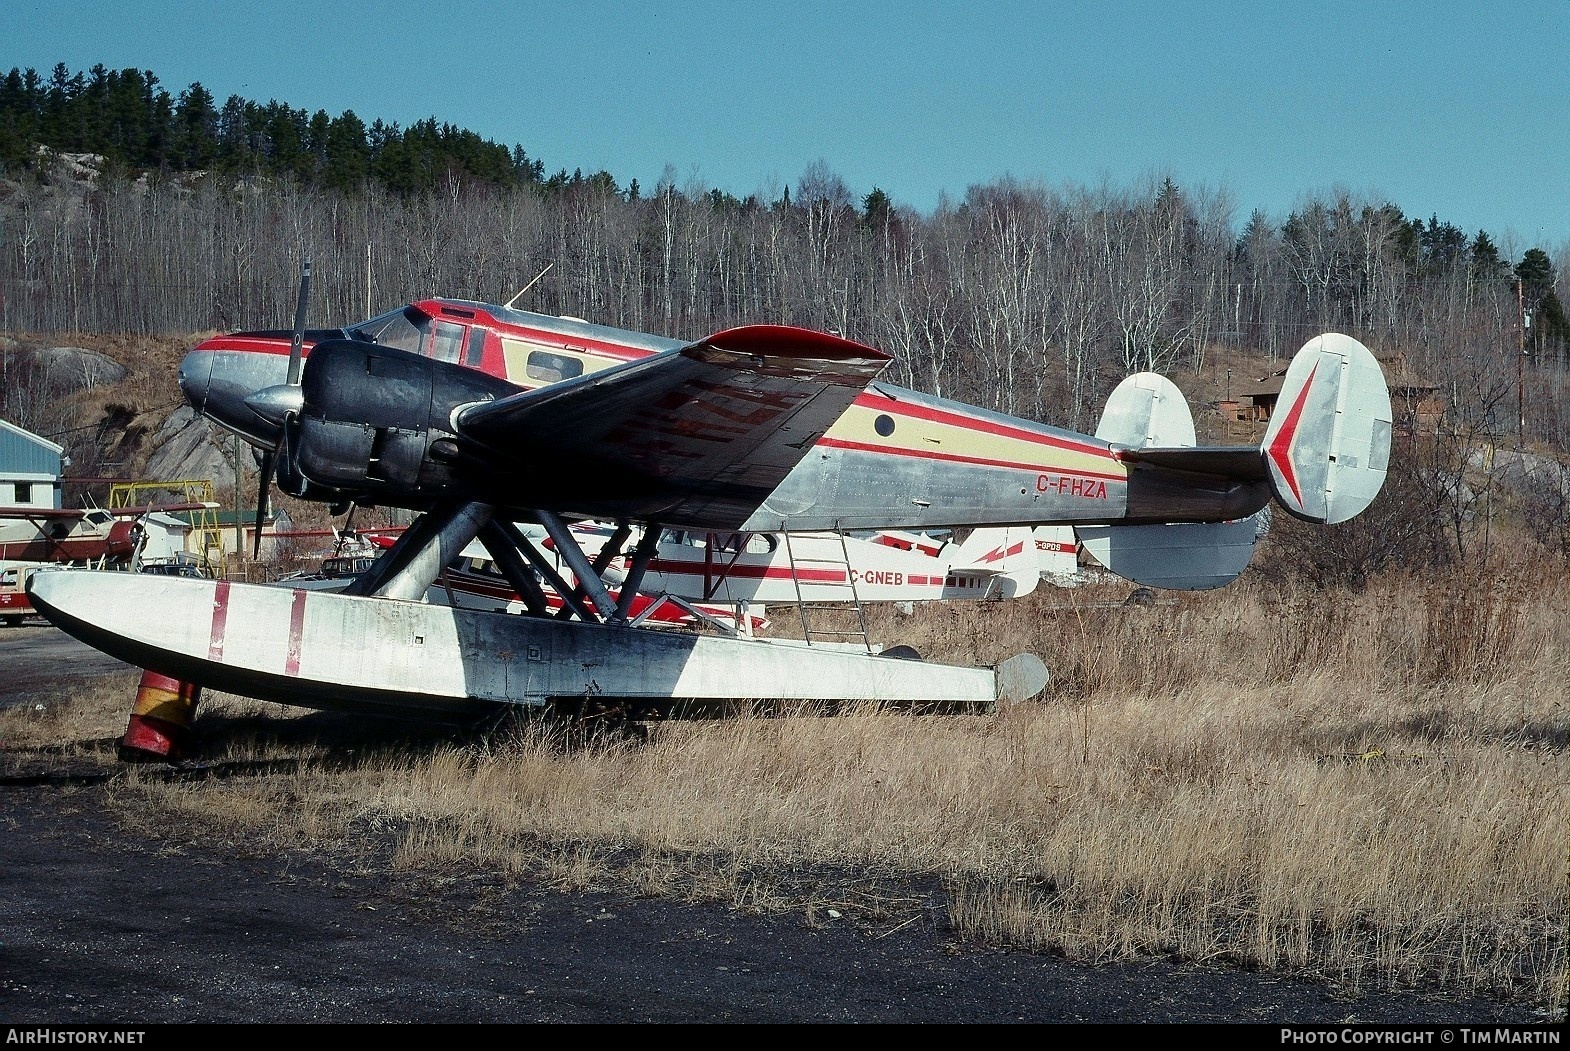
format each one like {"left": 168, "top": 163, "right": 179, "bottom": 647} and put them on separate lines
{"left": 0, "top": 783, "right": 1556, "bottom": 1026}
{"left": 0, "top": 626, "right": 1560, "bottom": 1027}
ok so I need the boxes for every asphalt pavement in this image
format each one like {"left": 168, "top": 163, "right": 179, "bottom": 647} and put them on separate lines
{"left": 0, "top": 623, "right": 134, "bottom": 708}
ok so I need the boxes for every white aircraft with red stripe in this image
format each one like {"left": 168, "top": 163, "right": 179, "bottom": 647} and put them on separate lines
{"left": 425, "top": 521, "right": 1037, "bottom": 632}
{"left": 612, "top": 523, "right": 1038, "bottom": 604}
{"left": 27, "top": 267, "right": 1393, "bottom": 756}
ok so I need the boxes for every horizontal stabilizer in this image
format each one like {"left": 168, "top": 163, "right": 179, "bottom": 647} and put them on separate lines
{"left": 1076, "top": 513, "right": 1268, "bottom": 591}
{"left": 1115, "top": 446, "right": 1266, "bottom": 481}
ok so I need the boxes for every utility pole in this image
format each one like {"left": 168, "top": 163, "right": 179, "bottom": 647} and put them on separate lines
{"left": 1224, "top": 367, "right": 1232, "bottom": 442}
{"left": 1517, "top": 277, "right": 1526, "bottom": 448}
{"left": 234, "top": 433, "right": 244, "bottom": 573}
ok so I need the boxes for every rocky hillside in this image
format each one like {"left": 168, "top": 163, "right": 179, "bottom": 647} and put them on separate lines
{"left": 4, "top": 331, "right": 225, "bottom": 490}
{"left": 0, "top": 330, "right": 356, "bottom": 536}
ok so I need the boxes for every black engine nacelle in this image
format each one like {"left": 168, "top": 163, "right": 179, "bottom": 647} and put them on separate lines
{"left": 286, "top": 339, "right": 522, "bottom": 509}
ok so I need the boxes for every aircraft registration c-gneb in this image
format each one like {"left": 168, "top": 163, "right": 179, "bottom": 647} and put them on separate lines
{"left": 28, "top": 266, "right": 1393, "bottom": 745}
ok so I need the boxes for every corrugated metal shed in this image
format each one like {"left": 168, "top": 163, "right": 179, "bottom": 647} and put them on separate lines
{"left": 0, "top": 418, "right": 66, "bottom": 508}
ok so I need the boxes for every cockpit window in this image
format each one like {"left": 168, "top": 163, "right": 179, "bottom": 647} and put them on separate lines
{"left": 429, "top": 321, "right": 465, "bottom": 363}
{"left": 463, "top": 327, "right": 487, "bottom": 366}
{"left": 347, "top": 306, "right": 429, "bottom": 354}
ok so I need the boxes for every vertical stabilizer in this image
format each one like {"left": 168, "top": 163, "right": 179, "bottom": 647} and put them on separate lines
{"left": 949, "top": 526, "right": 1039, "bottom": 598}
{"left": 1261, "top": 333, "right": 1392, "bottom": 524}
{"left": 1094, "top": 372, "right": 1196, "bottom": 448}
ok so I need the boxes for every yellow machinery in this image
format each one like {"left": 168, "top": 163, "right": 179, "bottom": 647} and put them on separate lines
{"left": 108, "top": 479, "right": 225, "bottom": 578}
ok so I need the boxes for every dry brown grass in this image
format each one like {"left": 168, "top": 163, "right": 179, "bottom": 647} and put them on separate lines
{"left": 4, "top": 566, "right": 1565, "bottom": 1013}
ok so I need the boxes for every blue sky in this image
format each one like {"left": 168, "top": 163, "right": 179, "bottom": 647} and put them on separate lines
{"left": 8, "top": 0, "right": 1569, "bottom": 256}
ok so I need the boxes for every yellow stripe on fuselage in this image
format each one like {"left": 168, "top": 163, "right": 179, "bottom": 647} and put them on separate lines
{"left": 825, "top": 394, "right": 1126, "bottom": 483}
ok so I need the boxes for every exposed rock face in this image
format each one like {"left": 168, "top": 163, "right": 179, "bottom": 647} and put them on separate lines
{"left": 33, "top": 346, "right": 129, "bottom": 388}
{"left": 142, "top": 406, "right": 233, "bottom": 484}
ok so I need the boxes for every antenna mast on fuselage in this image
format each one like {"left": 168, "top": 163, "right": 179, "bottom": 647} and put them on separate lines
{"left": 504, "top": 263, "right": 555, "bottom": 310}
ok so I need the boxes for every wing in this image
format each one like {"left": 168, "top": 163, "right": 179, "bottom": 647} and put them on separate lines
{"left": 107, "top": 502, "right": 219, "bottom": 516}
{"left": 453, "top": 325, "right": 890, "bottom": 527}
{"left": 0, "top": 506, "right": 85, "bottom": 521}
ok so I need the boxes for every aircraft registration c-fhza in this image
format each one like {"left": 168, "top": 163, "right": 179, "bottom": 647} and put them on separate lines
{"left": 28, "top": 264, "right": 1394, "bottom": 754}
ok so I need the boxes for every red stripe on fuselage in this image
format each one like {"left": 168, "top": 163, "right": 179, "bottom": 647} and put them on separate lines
{"left": 208, "top": 579, "right": 231, "bottom": 661}
{"left": 647, "top": 559, "right": 846, "bottom": 583}
{"left": 818, "top": 437, "right": 1125, "bottom": 481}
{"left": 193, "top": 335, "right": 320, "bottom": 357}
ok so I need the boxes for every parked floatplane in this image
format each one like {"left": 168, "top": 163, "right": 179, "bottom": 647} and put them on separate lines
{"left": 28, "top": 267, "right": 1393, "bottom": 759}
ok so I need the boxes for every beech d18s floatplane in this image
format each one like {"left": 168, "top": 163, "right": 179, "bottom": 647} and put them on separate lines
{"left": 28, "top": 265, "right": 1393, "bottom": 757}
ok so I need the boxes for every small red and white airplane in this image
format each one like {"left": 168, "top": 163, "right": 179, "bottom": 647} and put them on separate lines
{"left": 0, "top": 505, "right": 137, "bottom": 565}
{"left": 28, "top": 266, "right": 1393, "bottom": 756}
{"left": 0, "top": 499, "right": 217, "bottom": 567}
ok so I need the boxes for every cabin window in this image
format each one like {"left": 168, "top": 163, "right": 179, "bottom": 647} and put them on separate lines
{"left": 1, "top": 570, "right": 17, "bottom": 588}
{"left": 710, "top": 532, "right": 777, "bottom": 555}
{"left": 14, "top": 482, "right": 32, "bottom": 503}
{"left": 525, "top": 350, "right": 584, "bottom": 383}
{"left": 429, "top": 322, "right": 466, "bottom": 364}
{"left": 463, "top": 327, "right": 487, "bottom": 367}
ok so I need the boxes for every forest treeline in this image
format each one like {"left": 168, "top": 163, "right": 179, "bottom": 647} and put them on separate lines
{"left": 0, "top": 62, "right": 562, "bottom": 196}
{"left": 2, "top": 62, "right": 1568, "bottom": 579}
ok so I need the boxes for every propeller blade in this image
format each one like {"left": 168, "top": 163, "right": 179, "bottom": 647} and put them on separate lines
{"left": 253, "top": 258, "right": 309, "bottom": 563}
{"left": 286, "top": 259, "right": 311, "bottom": 386}
{"left": 252, "top": 447, "right": 275, "bottom": 561}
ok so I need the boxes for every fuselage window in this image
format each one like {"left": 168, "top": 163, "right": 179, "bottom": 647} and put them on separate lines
{"left": 525, "top": 350, "right": 585, "bottom": 383}
{"left": 429, "top": 322, "right": 466, "bottom": 364}
{"left": 463, "top": 327, "right": 487, "bottom": 367}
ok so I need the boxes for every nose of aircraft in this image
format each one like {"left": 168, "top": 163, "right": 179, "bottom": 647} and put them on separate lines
{"left": 177, "top": 346, "right": 213, "bottom": 414}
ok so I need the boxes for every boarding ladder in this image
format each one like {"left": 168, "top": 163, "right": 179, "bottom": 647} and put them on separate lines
{"left": 783, "top": 529, "right": 872, "bottom": 652}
